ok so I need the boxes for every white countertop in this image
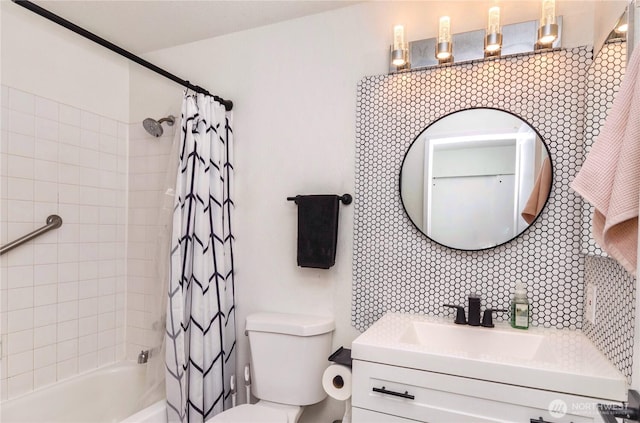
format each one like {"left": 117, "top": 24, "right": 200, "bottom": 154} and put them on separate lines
{"left": 351, "top": 313, "right": 628, "bottom": 402}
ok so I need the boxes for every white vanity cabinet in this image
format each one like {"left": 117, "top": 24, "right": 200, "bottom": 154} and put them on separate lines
{"left": 351, "top": 360, "right": 618, "bottom": 422}
{"left": 350, "top": 313, "right": 628, "bottom": 423}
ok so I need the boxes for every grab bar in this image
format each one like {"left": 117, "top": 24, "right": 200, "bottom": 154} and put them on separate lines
{"left": 0, "top": 214, "right": 63, "bottom": 255}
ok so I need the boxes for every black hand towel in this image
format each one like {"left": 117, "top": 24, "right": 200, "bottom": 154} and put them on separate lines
{"left": 296, "top": 195, "right": 340, "bottom": 269}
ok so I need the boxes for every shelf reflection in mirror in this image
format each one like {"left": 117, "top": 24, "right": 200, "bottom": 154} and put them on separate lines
{"left": 400, "top": 108, "right": 552, "bottom": 251}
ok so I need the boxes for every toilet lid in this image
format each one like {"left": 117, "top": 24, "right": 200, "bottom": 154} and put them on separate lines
{"left": 206, "top": 404, "right": 289, "bottom": 423}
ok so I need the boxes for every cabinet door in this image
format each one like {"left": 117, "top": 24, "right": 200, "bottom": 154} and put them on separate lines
{"left": 352, "top": 407, "right": 422, "bottom": 422}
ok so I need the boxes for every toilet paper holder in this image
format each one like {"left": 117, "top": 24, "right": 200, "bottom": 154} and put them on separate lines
{"left": 328, "top": 346, "right": 352, "bottom": 368}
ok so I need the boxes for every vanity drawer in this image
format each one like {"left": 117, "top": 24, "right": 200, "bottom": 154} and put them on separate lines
{"left": 352, "top": 360, "right": 613, "bottom": 423}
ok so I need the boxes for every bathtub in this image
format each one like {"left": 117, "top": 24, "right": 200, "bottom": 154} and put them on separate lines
{"left": 1, "top": 361, "right": 163, "bottom": 423}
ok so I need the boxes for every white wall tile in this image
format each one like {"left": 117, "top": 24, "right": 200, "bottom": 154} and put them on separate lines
{"left": 34, "top": 304, "right": 57, "bottom": 327}
{"left": 57, "top": 282, "right": 78, "bottom": 302}
{"left": 7, "top": 177, "right": 33, "bottom": 201}
{"left": 8, "top": 110, "right": 35, "bottom": 137}
{"left": 33, "top": 264, "right": 58, "bottom": 285}
{"left": 33, "top": 160, "right": 58, "bottom": 182}
{"left": 33, "top": 324, "right": 57, "bottom": 348}
{"left": 35, "top": 97, "right": 59, "bottom": 121}
{"left": 34, "top": 181, "right": 57, "bottom": 203}
{"left": 7, "top": 287, "right": 33, "bottom": 311}
{"left": 7, "top": 265, "right": 34, "bottom": 289}
{"left": 59, "top": 105, "right": 81, "bottom": 126}
{"left": 35, "top": 118, "right": 58, "bottom": 142}
{"left": 57, "top": 322, "right": 78, "bottom": 344}
{"left": 56, "top": 340, "right": 77, "bottom": 364}
{"left": 7, "top": 308, "right": 33, "bottom": 333}
{"left": 7, "top": 156, "right": 34, "bottom": 180}
{"left": 34, "top": 138, "right": 58, "bottom": 162}
{"left": 80, "top": 111, "right": 100, "bottom": 131}
{"left": 34, "top": 284, "right": 57, "bottom": 307}
{"left": 7, "top": 132, "right": 35, "bottom": 157}
{"left": 33, "top": 244, "right": 57, "bottom": 265}
{"left": 57, "top": 301, "right": 78, "bottom": 323}
{"left": 78, "top": 316, "right": 97, "bottom": 337}
{"left": 33, "top": 344, "right": 56, "bottom": 369}
{"left": 59, "top": 124, "right": 81, "bottom": 146}
{"left": 33, "top": 364, "right": 56, "bottom": 389}
{"left": 8, "top": 89, "right": 34, "bottom": 114}
{"left": 7, "top": 199, "right": 34, "bottom": 223}
{"left": 7, "top": 372, "right": 33, "bottom": 398}
{"left": 7, "top": 350, "right": 33, "bottom": 377}
{"left": 7, "top": 330, "right": 33, "bottom": 355}
{"left": 56, "top": 357, "right": 77, "bottom": 380}
{"left": 78, "top": 352, "right": 97, "bottom": 373}
{"left": 78, "top": 281, "right": 98, "bottom": 301}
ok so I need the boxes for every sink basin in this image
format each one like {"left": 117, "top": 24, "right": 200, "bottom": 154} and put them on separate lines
{"left": 399, "top": 321, "right": 545, "bottom": 361}
{"left": 351, "top": 313, "right": 628, "bottom": 402}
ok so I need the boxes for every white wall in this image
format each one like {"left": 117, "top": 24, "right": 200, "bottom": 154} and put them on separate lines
{"left": 129, "top": 2, "right": 600, "bottom": 421}
{"left": 0, "top": 1, "right": 130, "bottom": 122}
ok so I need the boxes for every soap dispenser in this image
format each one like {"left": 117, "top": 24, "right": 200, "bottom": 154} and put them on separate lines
{"left": 510, "top": 282, "right": 530, "bottom": 330}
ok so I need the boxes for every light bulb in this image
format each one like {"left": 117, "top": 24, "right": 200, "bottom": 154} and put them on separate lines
{"left": 438, "top": 16, "right": 451, "bottom": 44}
{"left": 537, "top": 0, "right": 558, "bottom": 45}
{"left": 541, "top": 0, "right": 556, "bottom": 27}
{"left": 393, "top": 25, "right": 405, "bottom": 51}
{"left": 436, "top": 16, "right": 452, "bottom": 60}
{"left": 392, "top": 24, "right": 407, "bottom": 67}
{"left": 487, "top": 6, "right": 500, "bottom": 35}
{"left": 485, "top": 6, "right": 502, "bottom": 53}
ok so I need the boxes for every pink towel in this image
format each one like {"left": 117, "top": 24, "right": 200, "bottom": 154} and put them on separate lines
{"left": 571, "top": 46, "right": 640, "bottom": 276}
{"left": 522, "top": 157, "right": 552, "bottom": 224}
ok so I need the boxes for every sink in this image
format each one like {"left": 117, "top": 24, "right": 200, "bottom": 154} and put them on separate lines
{"left": 399, "top": 321, "right": 545, "bottom": 361}
{"left": 351, "top": 313, "right": 628, "bottom": 402}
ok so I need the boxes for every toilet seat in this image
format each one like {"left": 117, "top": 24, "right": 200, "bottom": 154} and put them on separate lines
{"left": 206, "top": 403, "right": 291, "bottom": 423}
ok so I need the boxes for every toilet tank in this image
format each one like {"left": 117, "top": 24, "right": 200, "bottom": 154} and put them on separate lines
{"left": 246, "top": 312, "right": 335, "bottom": 406}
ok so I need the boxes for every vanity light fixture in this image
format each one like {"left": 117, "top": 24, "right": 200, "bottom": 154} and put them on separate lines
{"left": 536, "top": 0, "right": 558, "bottom": 47}
{"left": 436, "top": 16, "right": 453, "bottom": 63}
{"left": 391, "top": 24, "right": 408, "bottom": 68}
{"left": 485, "top": 6, "right": 503, "bottom": 56}
{"left": 615, "top": 10, "right": 628, "bottom": 34}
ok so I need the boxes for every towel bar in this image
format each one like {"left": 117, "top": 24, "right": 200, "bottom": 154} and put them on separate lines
{"left": 287, "top": 194, "right": 352, "bottom": 205}
{"left": 0, "top": 214, "right": 63, "bottom": 255}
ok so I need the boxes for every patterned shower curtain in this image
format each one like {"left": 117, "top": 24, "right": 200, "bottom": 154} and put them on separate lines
{"left": 165, "top": 93, "right": 236, "bottom": 423}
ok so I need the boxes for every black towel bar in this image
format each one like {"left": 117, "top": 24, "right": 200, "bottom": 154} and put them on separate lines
{"left": 287, "top": 194, "right": 352, "bottom": 205}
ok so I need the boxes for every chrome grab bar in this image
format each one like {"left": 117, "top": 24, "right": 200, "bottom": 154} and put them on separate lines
{"left": 0, "top": 214, "right": 63, "bottom": 255}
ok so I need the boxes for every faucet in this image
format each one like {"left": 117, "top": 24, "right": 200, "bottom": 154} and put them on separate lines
{"left": 467, "top": 294, "right": 481, "bottom": 326}
{"left": 137, "top": 350, "right": 149, "bottom": 364}
{"left": 445, "top": 295, "right": 506, "bottom": 328}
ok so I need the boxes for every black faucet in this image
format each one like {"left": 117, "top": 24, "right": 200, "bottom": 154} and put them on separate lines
{"left": 443, "top": 304, "right": 467, "bottom": 324}
{"left": 481, "top": 309, "right": 507, "bottom": 328}
{"left": 467, "top": 295, "right": 481, "bottom": 326}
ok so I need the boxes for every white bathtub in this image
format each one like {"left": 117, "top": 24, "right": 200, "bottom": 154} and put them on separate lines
{"left": 1, "top": 361, "right": 163, "bottom": 423}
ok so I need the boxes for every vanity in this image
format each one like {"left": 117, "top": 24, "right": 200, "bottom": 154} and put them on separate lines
{"left": 351, "top": 313, "right": 628, "bottom": 422}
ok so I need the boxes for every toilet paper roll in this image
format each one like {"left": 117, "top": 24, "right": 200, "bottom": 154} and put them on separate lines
{"left": 322, "top": 364, "right": 352, "bottom": 401}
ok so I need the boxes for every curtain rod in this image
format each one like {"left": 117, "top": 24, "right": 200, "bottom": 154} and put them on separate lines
{"left": 11, "top": 0, "right": 233, "bottom": 111}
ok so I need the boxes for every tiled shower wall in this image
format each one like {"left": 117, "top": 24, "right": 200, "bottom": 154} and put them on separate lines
{"left": 0, "top": 86, "right": 127, "bottom": 399}
{"left": 125, "top": 123, "right": 176, "bottom": 359}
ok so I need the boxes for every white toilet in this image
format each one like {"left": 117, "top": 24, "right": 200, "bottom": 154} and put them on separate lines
{"left": 208, "top": 312, "right": 335, "bottom": 423}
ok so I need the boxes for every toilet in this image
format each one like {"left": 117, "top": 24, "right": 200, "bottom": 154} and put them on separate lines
{"left": 208, "top": 312, "right": 335, "bottom": 423}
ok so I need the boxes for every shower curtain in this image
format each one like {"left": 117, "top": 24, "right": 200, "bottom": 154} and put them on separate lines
{"left": 165, "top": 93, "right": 236, "bottom": 423}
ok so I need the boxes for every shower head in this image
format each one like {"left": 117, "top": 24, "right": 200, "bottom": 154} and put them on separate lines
{"left": 143, "top": 115, "right": 175, "bottom": 137}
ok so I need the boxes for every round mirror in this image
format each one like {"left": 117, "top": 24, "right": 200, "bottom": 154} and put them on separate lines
{"left": 400, "top": 108, "right": 552, "bottom": 251}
